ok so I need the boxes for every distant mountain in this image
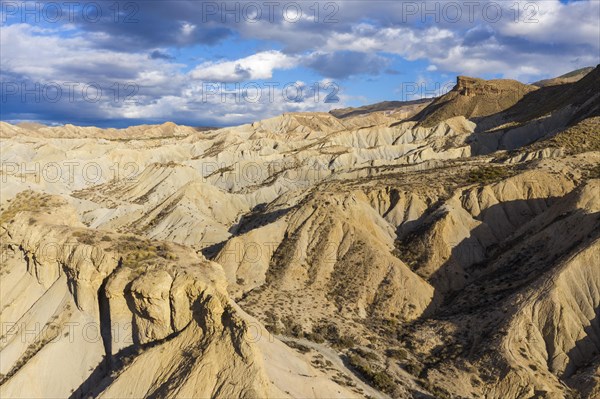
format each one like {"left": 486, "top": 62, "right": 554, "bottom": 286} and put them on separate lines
{"left": 412, "top": 76, "right": 537, "bottom": 127}
{"left": 0, "top": 121, "right": 205, "bottom": 139}
{"left": 413, "top": 66, "right": 599, "bottom": 135}
{"left": 532, "top": 66, "right": 595, "bottom": 87}
{"left": 330, "top": 98, "right": 432, "bottom": 119}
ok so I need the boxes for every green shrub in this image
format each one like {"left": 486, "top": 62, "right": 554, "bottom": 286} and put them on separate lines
{"left": 403, "top": 361, "right": 423, "bottom": 377}
{"left": 352, "top": 347, "right": 380, "bottom": 361}
{"left": 310, "top": 322, "right": 353, "bottom": 348}
{"left": 467, "top": 166, "right": 510, "bottom": 185}
{"left": 281, "top": 316, "right": 303, "bottom": 337}
{"left": 285, "top": 341, "right": 311, "bottom": 354}
{"left": 0, "top": 191, "right": 58, "bottom": 225}
{"left": 305, "top": 331, "right": 325, "bottom": 343}
{"left": 386, "top": 348, "right": 408, "bottom": 361}
{"left": 586, "top": 163, "right": 600, "bottom": 179}
{"left": 347, "top": 354, "right": 396, "bottom": 393}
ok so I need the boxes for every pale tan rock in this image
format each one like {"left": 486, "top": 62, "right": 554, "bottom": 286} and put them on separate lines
{"left": 1, "top": 70, "right": 599, "bottom": 397}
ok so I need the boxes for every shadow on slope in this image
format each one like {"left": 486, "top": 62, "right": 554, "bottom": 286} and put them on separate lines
{"left": 564, "top": 302, "right": 600, "bottom": 378}
{"left": 465, "top": 65, "right": 600, "bottom": 155}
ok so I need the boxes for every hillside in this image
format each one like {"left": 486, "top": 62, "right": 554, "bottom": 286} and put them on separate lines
{"left": 532, "top": 67, "right": 594, "bottom": 87}
{"left": 330, "top": 99, "right": 432, "bottom": 119}
{"left": 0, "top": 121, "right": 207, "bottom": 140}
{"left": 412, "top": 76, "right": 538, "bottom": 127}
{"left": 1, "top": 66, "right": 599, "bottom": 398}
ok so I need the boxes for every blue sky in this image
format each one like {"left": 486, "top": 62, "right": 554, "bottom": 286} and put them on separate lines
{"left": 1, "top": 0, "right": 599, "bottom": 127}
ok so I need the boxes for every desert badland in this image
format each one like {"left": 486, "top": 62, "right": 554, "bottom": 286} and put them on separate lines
{"left": 1, "top": 63, "right": 599, "bottom": 398}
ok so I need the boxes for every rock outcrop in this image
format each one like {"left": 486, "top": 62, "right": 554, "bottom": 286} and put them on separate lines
{"left": 1, "top": 67, "right": 599, "bottom": 398}
{"left": 0, "top": 192, "right": 355, "bottom": 398}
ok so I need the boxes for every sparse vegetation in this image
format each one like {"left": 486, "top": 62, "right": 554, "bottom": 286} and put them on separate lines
{"left": 113, "top": 235, "right": 178, "bottom": 269}
{"left": 419, "top": 379, "right": 453, "bottom": 399}
{"left": 467, "top": 166, "right": 511, "bottom": 185}
{"left": 73, "top": 230, "right": 97, "bottom": 245}
{"left": 0, "top": 317, "right": 63, "bottom": 385}
{"left": 0, "top": 191, "right": 60, "bottom": 225}
{"left": 584, "top": 163, "right": 600, "bottom": 179}
{"left": 2, "top": 66, "right": 599, "bottom": 399}
{"left": 500, "top": 116, "right": 600, "bottom": 160}
{"left": 549, "top": 117, "right": 600, "bottom": 154}
{"left": 308, "top": 322, "right": 354, "bottom": 348}
{"left": 386, "top": 348, "right": 408, "bottom": 361}
{"left": 403, "top": 361, "right": 424, "bottom": 377}
{"left": 347, "top": 352, "right": 396, "bottom": 394}
{"left": 280, "top": 315, "right": 304, "bottom": 337}
{"left": 284, "top": 340, "right": 311, "bottom": 354}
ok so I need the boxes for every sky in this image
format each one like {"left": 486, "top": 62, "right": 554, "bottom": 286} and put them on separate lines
{"left": 0, "top": 0, "right": 599, "bottom": 127}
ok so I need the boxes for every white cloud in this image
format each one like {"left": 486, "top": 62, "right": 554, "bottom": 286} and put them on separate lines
{"left": 189, "top": 51, "right": 299, "bottom": 82}
{"left": 180, "top": 22, "right": 196, "bottom": 37}
{"left": 322, "top": 25, "right": 456, "bottom": 61}
{"left": 2, "top": 0, "right": 599, "bottom": 125}
{"left": 496, "top": 0, "right": 599, "bottom": 49}
{"left": 0, "top": 25, "right": 342, "bottom": 126}
{"left": 0, "top": 24, "right": 182, "bottom": 85}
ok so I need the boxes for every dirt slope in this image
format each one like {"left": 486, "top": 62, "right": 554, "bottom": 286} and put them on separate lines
{"left": 1, "top": 67, "right": 599, "bottom": 398}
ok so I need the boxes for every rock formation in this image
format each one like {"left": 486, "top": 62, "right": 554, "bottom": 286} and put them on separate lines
{"left": 1, "top": 66, "right": 599, "bottom": 398}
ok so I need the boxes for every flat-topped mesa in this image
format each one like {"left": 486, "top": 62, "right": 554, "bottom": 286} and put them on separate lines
{"left": 414, "top": 75, "right": 538, "bottom": 126}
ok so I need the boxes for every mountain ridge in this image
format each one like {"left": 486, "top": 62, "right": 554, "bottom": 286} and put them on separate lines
{"left": 1, "top": 65, "right": 599, "bottom": 398}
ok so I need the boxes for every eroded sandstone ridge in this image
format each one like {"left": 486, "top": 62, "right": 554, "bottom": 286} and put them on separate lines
{"left": 0, "top": 192, "right": 355, "bottom": 398}
{"left": 1, "top": 66, "right": 599, "bottom": 398}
